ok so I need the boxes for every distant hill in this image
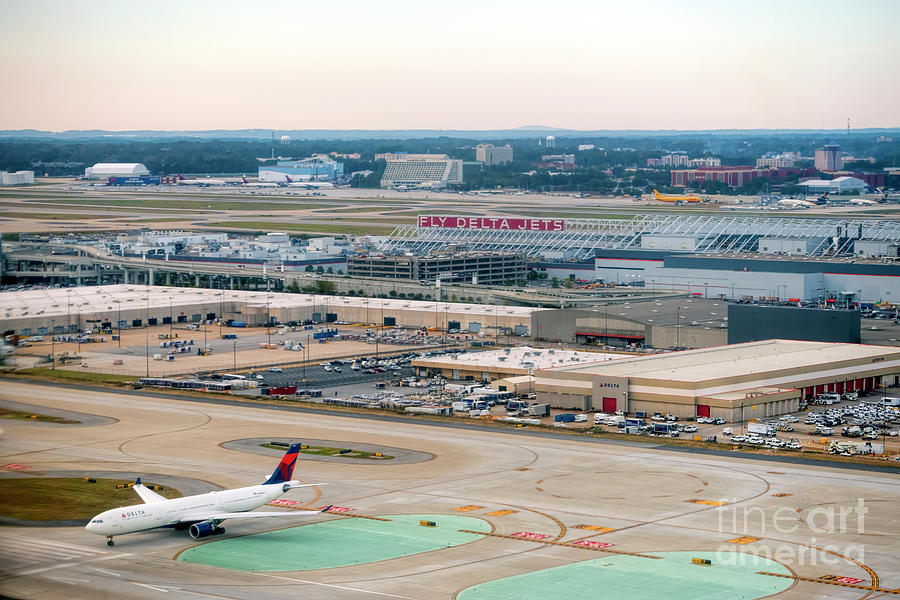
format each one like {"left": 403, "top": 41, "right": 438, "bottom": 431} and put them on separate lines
{"left": 1, "top": 127, "right": 898, "bottom": 141}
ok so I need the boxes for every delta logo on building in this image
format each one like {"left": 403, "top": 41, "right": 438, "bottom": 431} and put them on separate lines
{"left": 418, "top": 216, "right": 565, "bottom": 232}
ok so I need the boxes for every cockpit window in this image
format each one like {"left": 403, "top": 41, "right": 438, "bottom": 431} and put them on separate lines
{"left": 91, "top": 519, "right": 103, "bottom": 523}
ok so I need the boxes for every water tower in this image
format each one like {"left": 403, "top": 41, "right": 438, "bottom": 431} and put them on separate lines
{"left": 545, "top": 135, "right": 555, "bottom": 149}
{"left": 280, "top": 135, "right": 291, "bottom": 145}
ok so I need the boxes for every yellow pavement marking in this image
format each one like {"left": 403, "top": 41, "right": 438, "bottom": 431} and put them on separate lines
{"left": 452, "top": 505, "right": 484, "bottom": 512}
{"left": 575, "top": 525, "right": 615, "bottom": 533}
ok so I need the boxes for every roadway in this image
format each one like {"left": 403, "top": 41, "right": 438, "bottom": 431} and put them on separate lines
{"left": 1, "top": 380, "right": 899, "bottom": 599}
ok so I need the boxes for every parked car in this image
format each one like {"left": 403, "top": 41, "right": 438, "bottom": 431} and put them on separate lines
{"left": 268, "top": 367, "right": 282, "bottom": 373}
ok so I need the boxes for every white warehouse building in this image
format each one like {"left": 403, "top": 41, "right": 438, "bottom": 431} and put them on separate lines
{"left": 84, "top": 163, "right": 150, "bottom": 179}
{"left": 0, "top": 171, "right": 35, "bottom": 185}
{"left": 797, "top": 176, "right": 866, "bottom": 194}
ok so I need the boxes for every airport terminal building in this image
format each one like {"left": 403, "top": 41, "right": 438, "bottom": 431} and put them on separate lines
{"left": 532, "top": 340, "right": 900, "bottom": 421}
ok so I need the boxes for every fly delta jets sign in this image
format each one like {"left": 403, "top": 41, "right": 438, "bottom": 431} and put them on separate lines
{"left": 417, "top": 216, "right": 566, "bottom": 231}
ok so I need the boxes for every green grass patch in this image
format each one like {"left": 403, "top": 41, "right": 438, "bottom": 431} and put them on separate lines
{"left": 206, "top": 221, "right": 397, "bottom": 235}
{"left": 0, "top": 409, "right": 80, "bottom": 424}
{"left": 13, "top": 368, "right": 139, "bottom": 385}
{"left": 261, "top": 443, "right": 393, "bottom": 460}
{"left": 24, "top": 198, "right": 332, "bottom": 212}
{"left": 0, "top": 478, "right": 180, "bottom": 521}
{"left": 0, "top": 212, "right": 115, "bottom": 220}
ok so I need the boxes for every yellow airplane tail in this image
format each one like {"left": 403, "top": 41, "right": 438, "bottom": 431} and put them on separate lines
{"left": 653, "top": 189, "right": 661, "bottom": 199}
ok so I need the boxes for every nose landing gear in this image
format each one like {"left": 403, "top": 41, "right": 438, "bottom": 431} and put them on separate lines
{"left": 106, "top": 536, "right": 115, "bottom": 547}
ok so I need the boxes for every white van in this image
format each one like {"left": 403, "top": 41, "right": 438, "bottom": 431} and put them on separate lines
{"left": 593, "top": 413, "right": 610, "bottom": 424}
{"left": 883, "top": 397, "right": 900, "bottom": 407}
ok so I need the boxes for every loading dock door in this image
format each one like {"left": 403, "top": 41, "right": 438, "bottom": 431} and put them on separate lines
{"left": 602, "top": 397, "right": 617, "bottom": 413}
{"left": 697, "top": 404, "right": 711, "bottom": 418}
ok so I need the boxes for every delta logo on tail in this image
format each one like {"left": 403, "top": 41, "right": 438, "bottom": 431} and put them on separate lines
{"left": 265, "top": 443, "right": 301, "bottom": 484}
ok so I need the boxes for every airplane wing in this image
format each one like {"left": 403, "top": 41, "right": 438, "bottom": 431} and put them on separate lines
{"left": 174, "top": 509, "right": 322, "bottom": 523}
{"left": 133, "top": 478, "right": 166, "bottom": 504}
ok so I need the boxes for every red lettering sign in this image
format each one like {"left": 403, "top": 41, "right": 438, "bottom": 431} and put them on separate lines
{"left": 572, "top": 540, "right": 615, "bottom": 549}
{"left": 269, "top": 498, "right": 302, "bottom": 506}
{"left": 318, "top": 505, "right": 354, "bottom": 513}
{"left": 511, "top": 531, "right": 549, "bottom": 540}
{"left": 418, "top": 216, "right": 565, "bottom": 232}
{"left": 825, "top": 576, "right": 864, "bottom": 585}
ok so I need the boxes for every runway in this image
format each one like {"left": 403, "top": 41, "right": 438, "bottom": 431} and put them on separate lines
{"left": 1, "top": 380, "right": 898, "bottom": 599}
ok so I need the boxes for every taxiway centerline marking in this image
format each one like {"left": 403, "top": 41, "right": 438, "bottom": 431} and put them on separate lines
{"left": 757, "top": 572, "right": 899, "bottom": 594}
{"left": 458, "top": 529, "right": 661, "bottom": 559}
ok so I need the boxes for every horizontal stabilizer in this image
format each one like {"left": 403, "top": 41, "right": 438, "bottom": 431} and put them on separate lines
{"left": 133, "top": 478, "right": 166, "bottom": 504}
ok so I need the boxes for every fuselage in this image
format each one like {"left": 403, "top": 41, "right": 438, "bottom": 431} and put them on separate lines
{"left": 85, "top": 482, "right": 290, "bottom": 537}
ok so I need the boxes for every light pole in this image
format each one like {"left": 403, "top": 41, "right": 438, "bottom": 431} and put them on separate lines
{"left": 233, "top": 340, "right": 237, "bottom": 371}
{"left": 675, "top": 306, "right": 681, "bottom": 348}
{"left": 145, "top": 286, "right": 150, "bottom": 378}
{"left": 50, "top": 320, "right": 55, "bottom": 370}
{"left": 169, "top": 296, "right": 173, "bottom": 339}
{"left": 115, "top": 300, "right": 121, "bottom": 348}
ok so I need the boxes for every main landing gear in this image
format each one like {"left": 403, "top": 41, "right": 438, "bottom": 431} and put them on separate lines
{"left": 106, "top": 536, "right": 115, "bottom": 547}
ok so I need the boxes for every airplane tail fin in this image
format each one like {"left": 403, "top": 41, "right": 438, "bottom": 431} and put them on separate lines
{"left": 285, "top": 175, "right": 292, "bottom": 183}
{"left": 264, "top": 443, "right": 301, "bottom": 485}
{"left": 653, "top": 189, "right": 661, "bottom": 199}
{"left": 242, "top": 176, "right": 248, "bottom": 184}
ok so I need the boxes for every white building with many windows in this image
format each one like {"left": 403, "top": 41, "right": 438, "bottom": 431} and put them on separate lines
{"left": 380, "top": 154, "right": 463, "bottom": 189}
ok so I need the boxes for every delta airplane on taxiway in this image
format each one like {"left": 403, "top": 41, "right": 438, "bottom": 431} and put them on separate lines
{"left": 86, "top": 443, "right": 326, "bottom": 546}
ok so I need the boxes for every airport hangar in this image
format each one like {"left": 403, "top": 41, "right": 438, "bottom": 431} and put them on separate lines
{"left": 527, "top": 340, "right": 900, "bottom": 421}
{"left": 0, "top": 284, "right": 538, "bottom": 337}
{"left": 411, "top": 345, "right": 624, "bottom": 382}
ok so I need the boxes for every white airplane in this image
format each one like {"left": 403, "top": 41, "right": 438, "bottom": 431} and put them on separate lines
{"left": 241, "top": 176, "right": 279, "bottom": 188}
{"left": 777, "top": 198, "right": 816, "bottom": 209}
{"left": 177, "top": 174, "right": 226, "bottom": 186}
{"left": 849, "top": 198, "right": 879, "bottom": 206}
{"left": 284, "top": 175, "right": 334, "bottom": 189}
{"left": 85, "top": 443, "right": 326, "bottom": 546}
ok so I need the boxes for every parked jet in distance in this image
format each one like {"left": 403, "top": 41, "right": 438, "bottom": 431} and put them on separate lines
{"left": 652, "top": 189, "right": 703, "bottom": 203}
{"left": 284, "top": 175, "right": 334, "bottom": 189}
{"left": 849, "top": 198, "right": 879, "bottom": 206}
{"left": 777, "top": 198, "right": 817, "bottom": 209}
{"left": 177, "top": 174, "right": 226, "bottom": 186}
{"left": 241, "top": 176, "right": 279, "bottom": 188}
{"left": 85, "top": 443, "right": 325, "bottom": 546}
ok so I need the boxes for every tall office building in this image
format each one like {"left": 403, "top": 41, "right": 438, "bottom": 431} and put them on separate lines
{"left": 475, "top": 144, "right": 514, "bottom": 166}
{"left": 815, "top": 145, "right": 843, "bottom": 171}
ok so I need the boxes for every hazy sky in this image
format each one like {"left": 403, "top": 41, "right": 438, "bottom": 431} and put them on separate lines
{"left": 1, "top": 0, "right": 898, "bottom": 131}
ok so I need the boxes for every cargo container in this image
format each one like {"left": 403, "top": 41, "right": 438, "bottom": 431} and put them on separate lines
{"left": 555, "top": 413, "right": 576, "bottom": 423}
{"left": 265, "top": 386, "right": 297, "bottom": 396}
{"left": 528, "top": 403, "right": 550, "bottom": 417}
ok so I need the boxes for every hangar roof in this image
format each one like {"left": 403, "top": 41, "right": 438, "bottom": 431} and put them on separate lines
{"left": 545, "top": 339, "right": 900, "bottom": 383}
{"left": 0, "top": 284, "right": 541, "bottom": 321}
